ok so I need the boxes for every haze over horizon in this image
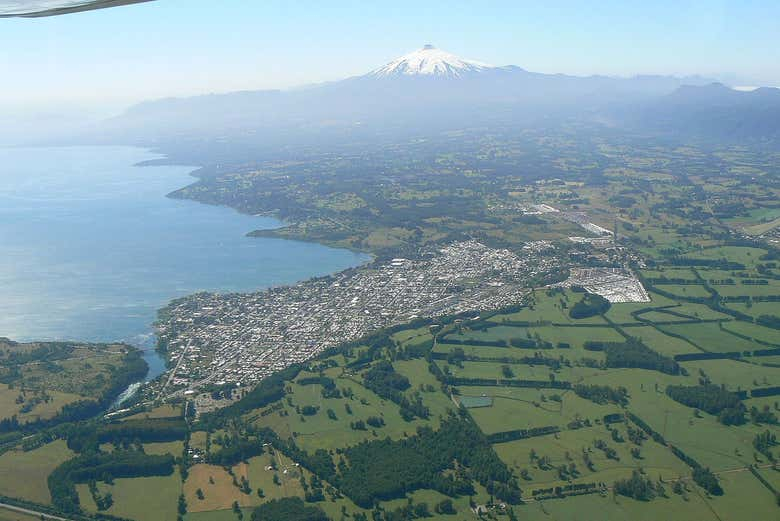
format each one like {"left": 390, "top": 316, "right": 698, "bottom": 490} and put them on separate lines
{"left": 2, "top": 0, "right": 779, "bottom": 113}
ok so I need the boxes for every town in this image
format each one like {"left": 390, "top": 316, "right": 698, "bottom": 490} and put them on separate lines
{"left": 154, "top": 240, "right": 560, "bottom": 398}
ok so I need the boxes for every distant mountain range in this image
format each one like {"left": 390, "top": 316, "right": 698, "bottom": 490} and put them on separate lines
{"left": 93, "top": 45, "right": 780, "bottom": 147}
{"left": 618, "top": 82, "right": 780, "bottom": 140}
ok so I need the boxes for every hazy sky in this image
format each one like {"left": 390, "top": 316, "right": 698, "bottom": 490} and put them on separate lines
{"left": 2, "top": 0, "right": 779, "bottom": 111}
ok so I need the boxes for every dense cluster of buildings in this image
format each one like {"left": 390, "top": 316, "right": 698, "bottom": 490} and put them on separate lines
{"left": 155, "top": 241, "right": 558, "bottom": 396}
{"left": 557, "top": 267, "right": 650, "bottom": 303}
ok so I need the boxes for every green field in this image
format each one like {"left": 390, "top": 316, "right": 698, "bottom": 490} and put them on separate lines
{"left": 0, "top": 384, "right": 82, "bottom": 425}
{"left": 657, "top": 322, "right": 759, "bottom": 353}
{"left": 78, "top": 471, "right": 182, "bottom": 521}
{"left": 0, "top": 441, "right": 73, "bottom": 504}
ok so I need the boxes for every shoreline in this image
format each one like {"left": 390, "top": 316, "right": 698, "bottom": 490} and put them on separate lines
{"left": 1, "top": 145, "right": 370, "bottom": 398}
{"left": 126, "top": 148, "right": 374, "bottom": 395}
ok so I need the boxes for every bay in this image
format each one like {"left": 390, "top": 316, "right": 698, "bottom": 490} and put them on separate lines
{"left": 0, "top": 146, "right": 368, "bottom": 380}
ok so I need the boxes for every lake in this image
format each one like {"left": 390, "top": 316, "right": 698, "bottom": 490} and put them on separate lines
{"left": 0, "top": 146, "right": 368, "bottom": 379}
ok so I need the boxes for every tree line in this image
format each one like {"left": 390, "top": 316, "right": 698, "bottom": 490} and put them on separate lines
{"left": 49, "top": 451, "right": 175, "bottom": 513}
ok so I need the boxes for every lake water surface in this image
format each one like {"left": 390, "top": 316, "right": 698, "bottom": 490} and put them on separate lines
{"left": 0, "top": 146, "right": 368, "bottom": 379}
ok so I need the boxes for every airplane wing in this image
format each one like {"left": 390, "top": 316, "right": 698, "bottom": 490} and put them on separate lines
{"left": 0, "top": 0, "right": 154, "bottom": 17}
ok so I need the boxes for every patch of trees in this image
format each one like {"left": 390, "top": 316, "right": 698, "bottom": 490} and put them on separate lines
{"left": 362, "top": 361, "right": 429, "bottom": 421}
{"left": 366, "top": 416, "right": 385, "bottom": 428}
{"left": 66, "top": 418, "right": 187, "bottom": 452}
{"left": 753, "top": 430, "right": 777, "bottom": 461}
{"left": 444, "top": 347, "right": 466, "bottom": 366}
{"left": 721, "top": 295, "right": 780, "bottom": 303}
{"left": 665, "top": 384, "right": 745, "bottom": 425}
{"left": 301, "top": 405, "right": 319, "bottom": 416}
{"left": 102, "top": 418, "right": 186, "bottom": 441}
{"left": 342, "top": 332, "right": 395, "bottom": 369}
{"left": 364, "top": 502, "right": 434, "bottom": 520}
{"left": 753, "top": 348, "right": 780, "bottom": 358}
{"left": 205, "top": 382, "right": 237, "bottom": 401}
{"left": 509, "top": 337, "right": 551, "bottom": 349}
{"left": 87, "top": 481, "right": 113, "bottom": 511}
{"left": 603, "top": 339, "right": 680, "bottom": 375}
{"left": 438, "top": 336, "right": 507, "bottom": 348}
{"left": 583, "top": 341, "right": 606, "bottom": 351}
{"left": 515, "top": 214, "right": 545, "bottom": 224}
{"left": 442, "top": 376, "right": 570, "bottom": 389}
{"left": 49, "top": 451, "right": 175, "bottom": 513}
{"left": 298, "top": 375, "right": 335, "bottom": 387}
{"left": 627, "top": 412, "right": 666, "bottom": 445}
{"left": 720, "top": 301, "right": 776, "bottom": 322}
{"left": 569, "top": 293, "right": 611, "bottom": 319}
{"left": 669, "top": 444, "right": 699, "bottom": 469}
{"left": 757, "top": 314, "right": 780, "bottom": 329}
{"left": 0, "top": 429, "right": 22, "bottom": 446}
{"left": 573, "top": 384, "right": 628, "bottom": 406}
{"left": 646, "top": 277, "right": 704, "bottom": 285}
{"left": 750, "top": 405, "right": 778, "bottom": 425}
{"left": 486, "top": 426, "right": 560, "bottom": 444}
{"left": 0, "top": 342, "right": 75, "bottom": 366}
{"left": 674, "top": 352, "right": 740, "bottom": 362}
{"left": 751, "top": 386, "right": 780, "bottom": 398}
{"left": 209, "top": 439, "right": 264, "bottom": 466}
{"left": 435, "top": 498, "right": 457, "bottom": 514}
{"left": 609, "top": 195, "right": 637, "bottom": 208}
{"left": 677, "top": 349, "right": 780, "bottom": 362}
{"left": 433, "top": 351, "right": 564, "bottom": 370}
{"left": 250, "top": 498, "right": 329, "bottom": 521}
{"left": 692, "top": 466, "right": 723, "bottom": 496}
{"left": 199, "top": 364, "right": 300, "bottom": 428}
{"left": 337, "top": 414, "right": 521, "bottom": 508}
{"left": 614, "top": 470, "right": 660, "bottom": 501}
{"left": 398, "top": 339, "right": 434, "bottom": 360}
{"left": 266, "top": 432, "right": 336, "bottom": 482}
{"left": 718, "top": 407, "right": 747, "bottom": 426}
{"left": 532, "top": 482, "right": 599, "bottom": 500}
{"left": 594, "top": 439, "right": 619, "bottom": 461}
{"left": 666, "top": 257, "right": 745, "bottom": 270}
{"left": 363, "top": 361, "right": 410, "bottom": 399}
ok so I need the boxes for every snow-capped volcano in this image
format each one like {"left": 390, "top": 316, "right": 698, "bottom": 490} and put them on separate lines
{"left": 105, "top": 45, "right": 722, "bottom": 146}
{"left": 368, "top": 44, "right": 493, "bottom": 78}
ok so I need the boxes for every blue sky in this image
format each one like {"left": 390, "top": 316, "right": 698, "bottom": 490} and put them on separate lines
{"left": 1, "top": 0, "right": 779, "bottom": 109}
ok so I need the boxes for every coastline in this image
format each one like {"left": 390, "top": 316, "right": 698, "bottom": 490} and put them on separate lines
{"left": 128, "top": 149, "right": 374, "bottom": 393}
{"left": 0, "top": 145, "right": 370, "bottom": 400}
{"left": 138, "top": 152, "right": 378, "bottom": 257}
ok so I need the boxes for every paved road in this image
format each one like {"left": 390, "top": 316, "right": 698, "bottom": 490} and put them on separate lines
{"left": 0, "top": 501, "right": 70, "bottom": 520}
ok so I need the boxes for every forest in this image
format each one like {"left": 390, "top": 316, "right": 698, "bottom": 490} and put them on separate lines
{"left": 666, "top": 384, "right": 746, "bottom": 425}
{"left": 336, "top": 413, "right": 521, "bottom": 508}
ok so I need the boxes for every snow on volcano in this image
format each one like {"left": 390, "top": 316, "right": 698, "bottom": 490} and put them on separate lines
{"left": 368, "top": 44, "right": 493, "bottom": 78}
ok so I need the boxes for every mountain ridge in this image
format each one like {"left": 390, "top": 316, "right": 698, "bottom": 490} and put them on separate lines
{"left": 86, "top": 46, "right": 780, "bottom": 147}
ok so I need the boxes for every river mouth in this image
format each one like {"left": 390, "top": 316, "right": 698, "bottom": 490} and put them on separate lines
{"left": 0, "top": 145, "right": 369, "bottom": 402}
